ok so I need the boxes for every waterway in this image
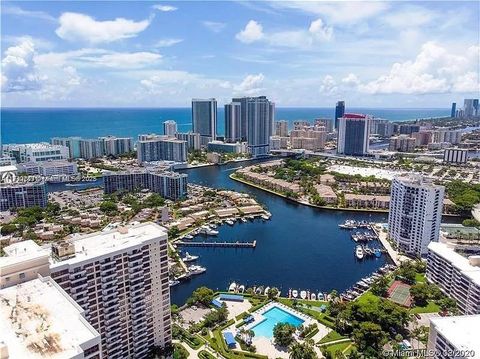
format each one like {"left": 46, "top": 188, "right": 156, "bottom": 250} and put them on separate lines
{"left": 170, "top": 161, "right": 389, "bottom": 305}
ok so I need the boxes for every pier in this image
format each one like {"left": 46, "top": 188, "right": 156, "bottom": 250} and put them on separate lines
{"left": 176, "top": 240, "right": 257, "bottom": 248}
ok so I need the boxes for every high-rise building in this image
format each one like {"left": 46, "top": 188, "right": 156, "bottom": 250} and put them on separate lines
{"left": 137, "top": 135, "right": 187, "bottom": 163}
{"left": 432, "top": 129, "right": 462, "bottom": 144}
{"left": 232, "top": 97, "right": 249, "bottom": 141}
{"left": 3, "top": 143, "right": 69, "bottom": 163}
{"left": 192, "top": 98, "right": 217, "bottom": 142}
{"left": 163, "top": 120, "right": 177, "bottom": 137}
{"left": 104, "top": 169, "right": 188, "bottom": 200}
{"left": 412, "top": 131, "right": 433, "bottom": 146}
{"left": 290, "top": 124, "right": 326, "bottom": 151}
{"left": 52, "top": 137, "right": 82, "bottom": 159}
{"left": 443, "top": 148, "right": 468, "bottom": 164}
{"left": 0, "top": 276, "right": 102, "bottom": 359}
{"left": 388, "top": 134, "right": 416, "bottom": 152}
{"left": 336, "top": 113, "right": 371, "bottom": 156}
{"left": 427, "top": 315, "right": 480, "bottom": 358}
{"left": 398, "top": 124, "right": 421, "bottom": 135}
{"left": 315, "top": 118, "right": 334, "bottom": 133}
{"left": 246, "top": 96, "right": 275, "bottom": 157}
{"left": 0, "top": 180, "right": 48, "bottom": 211}
{"left": 79, "top": 139, "right": 105, "bottom": 159}
{"left": 426, "top": 242, "right": 480, "bottom": 315}
{"left": 224, "top": 102, "right": 242, "bottom": 142}
{"left": 49, "top": 223, "right": 171, "bottom": 358}
{"left": 451, "top": 102, "right": 456, "bottom": 117}
{"left": 99, "top": 136, "right": 133, "bottom": 156}
{"left": 388, "top": 175, "right": 445, "bottom": 257}
{"left": 334, "top": 101, "right": 345, "bottom": 129}
{"left": 464, "top": 99, "right": 478, "bottom": 117}
{"left": 175, "top": 132, "right": 201, "bottom": 151}
{"left": 275, "top": 120, "right": 289, "bottom": 137}
{"left": 474, "top": 99, "right": 479, "bottom": 116}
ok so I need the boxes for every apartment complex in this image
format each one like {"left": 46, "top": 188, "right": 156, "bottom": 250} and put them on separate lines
{"left": 99, "top": 136, "right": 133, "bottom": 157}
{"left": 163, "top": 120, "right": 177, "bottom": 137}
{"left": 336, "top": 113, "right": 371, "bottom": 156}
{"left": 192, "top": 98, "right": 217, "bottom": 143}
{"left": 52, "top": 136, "right": 82, "bottom": 159}
{"left": 52, "top": 136, "right": 133, "bottom": 159}
{"left": 0, "top": 277, "right": 102, "bottom": 359}
{"left": 137, "top": 135, "right": 187, "bottom": 163}
{"left": 275, "top": 120, "right": 289, "bottom": 137}
{"left": 175, "top": 132, "right": 201, "bottom": 151}
{"left": 426, "top": 242, "right": 480, "bottom": 315}
{"left": 18, "top": 160, "right": 78, "bottom": 176}
{"left": 444, "top": 148, "right": 468, "bottom": 164}
{"left": 388, "top": 175, "right": 444, "bottom": 257}
{"left": 224, "top": 102, "right": 242, "bottom": 142}
{"left": 2, "top": 143, "right": 69, "bottom": 163}
{"left": 427, "top": 315, "right": 480, "bottom": 359}
{"left": 290, "top": 125, "right": 326, "bottom": 151}
{"left": 103, "top": 169, "right": 188, "bottom": 200}
{"left": 389, "top": 134, "right": 416, "bottom": 152}
{"left": 0, "top": 180, "right": 48, "bottom": 211}
{"left": 334, "top": 100, "right": 345, "bottom": 129}
{"left": 245, "top": 96, "right": 275, "bottom": 157}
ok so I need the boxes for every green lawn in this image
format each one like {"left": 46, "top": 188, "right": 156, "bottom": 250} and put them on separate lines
{"left": 324, "top": 341, "right": 354, "bottom": 356}
{"left": 410, "top": 301, "right": 440, "bottom": 314}
{"left": 318, "top": 330, "right": 347, "bottom": 344}
{"left": 355, "top": 291, "right": 381, "bottom": 306}
{"left": 415, "top": 273, "right": 426, "bottom": 283}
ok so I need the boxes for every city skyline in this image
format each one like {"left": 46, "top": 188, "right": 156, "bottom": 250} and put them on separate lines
{"left": 1, "top": 1, "right": 479, "bottom": 108}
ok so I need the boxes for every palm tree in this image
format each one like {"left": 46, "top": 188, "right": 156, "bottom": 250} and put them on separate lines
{"left": 289, "top": 341, "right": 317, "bottom": 359}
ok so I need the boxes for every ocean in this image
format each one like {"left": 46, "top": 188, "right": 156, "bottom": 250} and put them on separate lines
{"left": 1, "top": 107, "right": 449, "bottom": 144}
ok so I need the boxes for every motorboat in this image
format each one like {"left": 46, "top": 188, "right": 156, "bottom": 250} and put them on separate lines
{"left": 374, "top": 249, "right": 382, "bottom": 258}
{"left": 241, "top": 218, "right": 247, "bottom": 223}
{"left": 264, "top": 287, "right": 270, "bottom": 296}
{"left": 300, "top": 290, "right": 307, "bottom": 299}
{"left": 199, "top": 226, "right": 219, "bottom": 235}
{"left": 228, "top": 282, "right": 237, "bottom": 292}
{"left": 188, "top": 265, "right": 206, "bottom": 275}
{"left": 238, "top": 285, "right": 245, "bottom": 293}
{"left": 169, "top": 280, "right": 180, "bottom": 287}
{"left": 355, "top": 246, "right": 364, "bottom": 260}
{"left": 184, "top": 234, "right": 194, "bottom": 240}
{"left": 182, "top": 252, "right": 199, "bottom": 262}
{"left": 261, "top": 214, "right": 270, "bottom": 220}
{"left": 292, "top": 290, "right": 298, "bottom": 298}
{"left": 318, "top": 292, "right": 324, "bottom": 300}
{"left": 255, "top": 286, "right": 264, "bottom": 295}
{"left": 310, "top": 293, "right": 316, "bottom": 300}
{"left": 226, "top": 219, "right": 235, "bottom": 226}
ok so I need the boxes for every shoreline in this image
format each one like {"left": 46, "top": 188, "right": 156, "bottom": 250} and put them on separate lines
{"left": 230, "top": 173, "right": 462, "bottom": 217}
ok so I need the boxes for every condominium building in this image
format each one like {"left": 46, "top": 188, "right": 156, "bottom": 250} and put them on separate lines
{"left": 52, "top": 136, "right": 82, "bottom": 159}
{"left": 163, "top": 120, "right": 177, "bottom": 137}
{"left": 450, "top": 102, "right": 457, "bottom": 118}
{"left": 103, "top": 169, "right": 188, "bottom": 200}
{"left": 388, "top": 134, "right": 416, "bottom": 152}
{"left": 426, "top": 242, "right": 480, "bottom": 315}
{"left": 246, "top": 96, "right": 275, "bottom": 157}
{"left": 388, "top": 175, "right": 444, "bottom": 257}
{"left": 225, "top": 102, "right": 242, "bottom": 142}
{"left": 275, "top": 120, "right": 289, "bottom": 137}
{"left": 192, "top": 98, "right": 217, "bottom": 142}
{"left": 0, "top": 180, "right": 48, "bottom": 211}
{"left": 427, "top": 315, "right": 480, "bottom": 359}
{"left": 376, "top": 122, "right": 395, "bottom": 137}
{"left": 175, "top": 132, "right": 201, "bottom": 151}
{"left": 444, "top": 148, "right": 468, "bottom": 164}
{"left": 412, "top": 131, "right": 433, "bottom": 146}
{"left": 464, "top": 99, "right": 478, "bottom": 117}
{"left": 334, "top": 101, "right": 345, "bottom": 129}
{"left": 232, "top": 97, "right": 249, "bottom": 141}
{"left": 79, "top": 139, "right": 105, "bottom": 160}
{"left": 137, "top": 135, "right": 187, "bottom": 163}
{"left": 290, "top": 126, "right": 326, "bottom": 151}
{"left": 18, "top": 160, "right": 78, "bottom": 176}
{"left": 99, "top": 136, "right": 133, "bottom": 157}
{"left": 207, "top": 141, "right": 245, "bottom": 154}
{"left": 3, "top": 143, "right": 69, "bottom": 163}
{"left": 269, "top": 136, "right": 288, "bottom": 150}
{"left": 315, "top": 118, "right": 334, "bottom": 133}
{"left": 0, "top": 276, "right": 102, "bottom": 359}
{"left": 336, "top": 113, "right": 371, "bottom": 156}
{"left": 398, "top": 124, "right": 420, "bottom": 135}
{"left": 432, "top": 129, "right": 463, "bottom": 145}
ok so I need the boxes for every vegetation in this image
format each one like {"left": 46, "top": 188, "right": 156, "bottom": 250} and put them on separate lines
{"left": 187, "top": 286, "right": 215, "bottom": 306}
{"left": 273, "top": 323, "right": 296, "bottom": 347}
{"left": 173, "top": 343, "right": 189, "bottom": 359}
{"left": 172, "top": 325, "right": 203, "bottom": 349}
{"left": 446, "top": 181, "right": 480, "bottom": 212}
{"left": 288, "top": 341, "right": 317, "bottom": 359}
{"left": 99, "top": 200, "right": 118, "bottom": 215}
{"left": 168, "top": 226, "right": 180, "bottom": 239}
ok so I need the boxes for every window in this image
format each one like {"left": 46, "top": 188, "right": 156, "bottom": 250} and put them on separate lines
{"left": 19, "top": 273, "right": 26, "bottom": 279}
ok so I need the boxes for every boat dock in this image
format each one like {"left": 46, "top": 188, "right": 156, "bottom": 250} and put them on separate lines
{"left": 176, "top": 240, "right": 257, "bottom": 248}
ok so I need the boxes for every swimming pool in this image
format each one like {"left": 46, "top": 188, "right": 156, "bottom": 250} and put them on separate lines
{"left": 251, "top": 306, "right": 304, "bottom": 339}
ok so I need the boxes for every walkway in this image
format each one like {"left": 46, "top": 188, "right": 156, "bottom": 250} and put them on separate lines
{"left": 173, "top": 339, "right": 226, "bottom": 359}
{"left": 371, "top": 224, "right": 409, "bottom": 266}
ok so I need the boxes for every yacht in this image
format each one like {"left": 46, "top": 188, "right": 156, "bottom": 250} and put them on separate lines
{"left": 188, "top": 265, "right": 206, "bottom": 275}
{"left": 264, "top": 287, "right": 270, "bottom": 296}
{"left": 228, "top": 282, "right": 237, "bottom": 292}
{"left": 355, "top": 246, "right": 364, "bottom": 260}
{"left": 184, "top": 234, "right": 194, "bottom": 240}
{"left": 182, "top": 252, "right": 199, "bottom": 262}
{"left": 241, "top": 217, "right": 247, "bottom": 223}
{"left": 238, "top": 285, "right": 245, "bottom": 293}
{"left": 226, "top": 219, "right": 235, "bottom": 226}
{"left": 169, "top": 280, "right": 180, "bottom": 287}
{"left": 292, "top": 290, "right": 298, "bottom": 298}
{"left": 255, "top": 286, "right": 264, "bottom": 295}
{"left": 261, "top": 214, "right": 270, "bottom": 220}
{"left": 199, "top": 226, "right": 219, "bottom": 236}
{"left": 310, "top": 293, "right": 316, "bottom": 301}
{"left": 300, "top": 290, "right": 307, "bottom": 300}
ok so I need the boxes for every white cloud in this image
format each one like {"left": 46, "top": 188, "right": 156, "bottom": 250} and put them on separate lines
{"left": 2, "top": 6, "right": 56, "bottom": 22}
{"left": 236, "top": 19, "right": 332, "bottom": 48}
{"left": 152, "top": 4, "right": 177, "bottom": 12}
{"left": 202, "top": 21, "right": 227, "bottom": 33}
{"left": 1, "top": 39, "right": 44, "bottom": 92}
{"left": 56, "top": 12, "right": 151, "bottom": 44}
{"left": 319, "top": 75, "right": 337, "bottom": 95}
{"left": 236, "top": 20, "right": 264, "bottom": 44}
{"left": 358, "top": 42, "right": 480, "bottom": 94}
{"left": 383, "top": 6, "right": 436, "bottom": 29}
{"left": 342, "top": 73, "right": 360, "bottom": 87}
{"left": 234, "top": 73, "right": 265, "bottom": 95}
{"left": 154, "top": 38, "right": 183, "bottom": 47}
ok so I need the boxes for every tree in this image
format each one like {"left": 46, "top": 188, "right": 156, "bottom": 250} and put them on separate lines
{"left": 410, "top": 283, "right": 430, "bottom": 306}
{"left": 267, "top": 287, "right": 279, "bottom": 300}
{"left": 1, "top": 223, "right": 17, "bottom": 236}
{"left": 189, "top": 286, "right": 214, "bottom": 306}
{"left": 144, "top": 193, "right": 165, "bottom": 208}
{"left": 168, "top": 226, "right": 180, "bottom": 239}
{"left": 352, "top": 321, "right": 387, "bottom": 352}
{"left": 371, "top": 276, "right": 389, "bottom": 297}
{"left": 273, "top": 323, "right": 296, "bottom": 347}
{"left": 99, "top": 200, "right": 118, "bottom": 215}
{"left": 437, "top": 297, "right": 456, "bottom": 313}
{"left": 289, "top": 341, "right": 317, "bottom": 359}
{"left": 397, "top": 262, "right": 416, "bottom": 283}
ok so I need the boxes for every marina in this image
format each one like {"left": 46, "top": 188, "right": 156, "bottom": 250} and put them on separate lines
{"left": 176, "top": 240, "right": 257, "bottom": 248}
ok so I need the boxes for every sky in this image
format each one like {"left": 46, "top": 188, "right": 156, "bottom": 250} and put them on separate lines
{"left": 1, "top": 1, "right": 479, "bottom": 108}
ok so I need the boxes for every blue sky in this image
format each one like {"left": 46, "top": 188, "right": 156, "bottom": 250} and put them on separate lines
{"left": 1, "top": 1, "right": 479, "bottom": 107}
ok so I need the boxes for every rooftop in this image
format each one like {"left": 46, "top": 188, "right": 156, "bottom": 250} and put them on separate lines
{"left": 0, "top": 277, "right": 99, "bottom": 359}
{"left": 430, "top": 315, "right": 480, "bottom": 353}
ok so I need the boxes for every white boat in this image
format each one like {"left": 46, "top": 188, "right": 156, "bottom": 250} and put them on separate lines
{"left": 226, "top": 219, "right": 234, "bottom": 226}
{"left": 169, "top": 280, "right": 180, "bottom": 287}
{"left": 355, "top": 246, "right": 364, "bottom": 260}
{"left": 210, "top": 224, "right": 218, "bottom": 229}
{"left": 261, "top": 214, "right": 270, "bottom": 220}
{"left": 300, "top": 290, "right": 307, "bottom": 299}
{"left": 318, "top": 292, "right": 324, "bottom": 300}
{"left": 241, "top": 218, "right": 247, "bottom": 223}
{"left": 188, "top": 265, "right": 206, "bottom": 275}
{"left": 292, "top": 290, "right": 298, "bottom": 298}
{"left": 184, "top": 234, "right": 194, "bottom": 240}
{"left": 255, "top": 286, "right": 264, "bottom": 295}
{"left": 199, "top": 226, "right": 219, "bottom": 235}
{"left": 228, "top": 282, "right": 237, "bottom": 292}
{"left": 238, "top": 285, "right": 245, "bottom": 293}
{"left": 182, "top": 252, "right": 199, "bottom": 262}
{"left": 264, "top": 287, "right": 270, "bottom": 296}
{"left": 310, "top": 293, "right": 316, "bottom": 300}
